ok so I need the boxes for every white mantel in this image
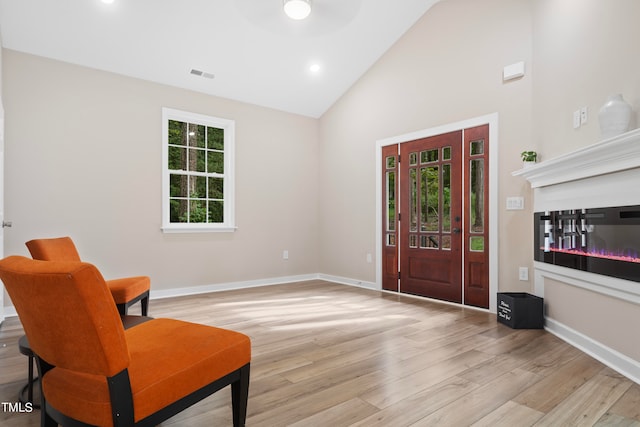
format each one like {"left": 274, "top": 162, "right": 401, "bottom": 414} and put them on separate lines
{"left": 512, "top": 128, "right": 640, "bottom": 189}
{"left": 512, "top": 128, "right": 640, "bottom": 304}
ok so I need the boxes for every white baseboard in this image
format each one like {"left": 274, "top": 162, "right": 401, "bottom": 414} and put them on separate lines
{"left": 149, "top": 273, "right": 321, "bottom": 300}
{"left": 317, "top": 274, "right": 378, "bottom": 290}
{"left": 545, "top": 317, "right": 640, "bottom": 385}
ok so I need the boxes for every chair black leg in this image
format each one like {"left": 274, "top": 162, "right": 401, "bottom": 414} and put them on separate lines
{"left": 116, "top": 303, "right": 127, "bottom": 316}
{"left": 141, "top": 296, "right": 149, "bottom": 316}
{"left": 231, "top": 364, "right": 250, "bottom": 427}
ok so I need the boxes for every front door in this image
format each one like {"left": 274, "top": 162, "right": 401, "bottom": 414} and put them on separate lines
{"left": 400, "top": 130, "right": 463, "bottom": 303}
{"left": 381, "top": 125, "right": 490, "bottom": 309}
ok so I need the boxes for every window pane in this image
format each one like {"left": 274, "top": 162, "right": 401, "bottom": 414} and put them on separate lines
{"left": 421, "top": 166, "right": 439, "bottom": 232}
{"left": 386, "top": 156, "right": 396, "bottom": 169}
{"left": 409, "top": 168, "right": 417, "bottom": 232}
{"left": 208, "top": 151, "right": 224, "bottom": 174}
{"left": 170, "top": 174, "right": 188, "bottom": 197}
{"left": 208, "top": 201, "right": 224, "bottom": 223}
{"left": 409, "top": 235, "right": 418, "bottom": 248}
{"left": 168, "top": 146, "right": 185, "bottom": 170}
{"left": 168, "top": 120, "right": 186, "bottom": 146}
{"left": 442, "top": 235, "right": 452, "bottom": 250}
{"left": 387, "top": 234, "right": 396, "bottom": 246}
{"left": 189, "top": 200, "right": 207, "bottom": 223}
{"left": 188, "top": 124, "right": 205, "bottom": 148}
{"left": 409, "top": 152, "right": 418, "bottom": 166}
{"left": 470, "top": 139, "right": 484, "bottom": 155}
{"left": 442, "top": 146, "right": 452, "bottom": 161}
{"left": 386, "top": 171, "right": 396, "bottom": 231}
{"left": 170, "top": 199, "right": 188, "bottom": 223}
{"left": 442, "top": 164, "right": 451, "bottom": 232}
{"left": 192, "top": 176, "right": 207, "bottom": 198}
{"left": 189, "top": 148, "right": 206, "bottom": 173}
{"left": 420, "top": 149, "right": 438, "bottom": 164}
{"left": 421, "top": 235, "right": 439, "bottom": 249}
{"left": 470, "top": 236, "right": 485, "bottom": 252}
{"left": 470, "top": 159, "right": 485, "bottom": 233}
{"left": 208, "top": 177, "right": 224, "bottom": 199}
{"left": 207, "top": 127, "right": 224, "bottom": 150}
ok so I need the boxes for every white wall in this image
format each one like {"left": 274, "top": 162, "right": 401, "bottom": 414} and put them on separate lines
{"left": 530, "top": 0, "right": 640, "bottom": 373}
{"left": 318, "top": 0, "right": 535, "bottom": 291}
{"left": 2, "top": 50, "right": 320, "bottom": 300}
{"left": 533, "top": 0, "right": 640, "bottom": 157}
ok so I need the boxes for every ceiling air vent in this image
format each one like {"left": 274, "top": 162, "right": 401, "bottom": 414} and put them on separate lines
{"left": 190, "top": 69, "right": 215, "bottom": 79}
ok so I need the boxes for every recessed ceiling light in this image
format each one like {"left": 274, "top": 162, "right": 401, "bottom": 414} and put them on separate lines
{"left": 309, "top": 63, "right": 321, "bottom": 73}
{"left": 283, "top": 0, "right": 311, "bottom": 20}
{"left": 101, "top": 0, "right": 114, "bottom": 4}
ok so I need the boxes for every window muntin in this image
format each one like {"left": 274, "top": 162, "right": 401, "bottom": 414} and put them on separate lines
{"left": 162, "top": 108, "right": 235, "bottom": 232}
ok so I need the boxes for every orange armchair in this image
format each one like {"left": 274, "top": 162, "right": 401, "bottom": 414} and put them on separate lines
{"left": 26, "top": 237, "right": 150, "bottom": 316}
{"left": 0, "top": 256, "right": 251, "bottom": 427}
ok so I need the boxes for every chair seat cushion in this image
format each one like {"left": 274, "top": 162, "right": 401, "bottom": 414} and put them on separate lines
{"left": 42, "top": 319, "right": 251, "bottom": 426}
{"left": 106, "top": 276, "right": 150, "bottom": 304}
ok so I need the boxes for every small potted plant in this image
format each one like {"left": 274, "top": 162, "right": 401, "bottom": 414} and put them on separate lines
{"left": 521, "top": 151, "right": 537, "bottom": 168}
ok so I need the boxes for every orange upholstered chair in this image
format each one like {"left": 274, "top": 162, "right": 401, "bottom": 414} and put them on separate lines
{"left": 0, "top": 256, "right": 251, "bottom": 427}
{"left": 26, "top": 237, "right": 150, "bottom": 316}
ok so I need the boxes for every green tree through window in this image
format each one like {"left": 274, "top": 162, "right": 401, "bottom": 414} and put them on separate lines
{"left": 162, "top": 109, "right": 235, "bottom": 232}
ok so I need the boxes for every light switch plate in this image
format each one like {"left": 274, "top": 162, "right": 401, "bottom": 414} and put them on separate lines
{"left": 506, "top": 197, "right": 524, "bottom": 210}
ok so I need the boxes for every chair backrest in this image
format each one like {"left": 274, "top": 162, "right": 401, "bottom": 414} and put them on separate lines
{"left": 0, "top": 256, "right": 130, "bottom": 377}
{"left": 25, "top": 236, "right": 82, "bottom": 262}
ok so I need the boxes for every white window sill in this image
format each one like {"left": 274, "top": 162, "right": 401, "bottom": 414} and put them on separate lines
{"left": 161, "top": 225, "right": 238, "bottom": 234}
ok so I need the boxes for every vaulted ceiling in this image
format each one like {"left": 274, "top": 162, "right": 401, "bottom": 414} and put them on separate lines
{"left": 0, "top": 0, "right": 441, "bottom": 117}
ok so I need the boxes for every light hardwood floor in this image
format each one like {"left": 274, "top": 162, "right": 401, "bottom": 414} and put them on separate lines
{"left": 1, "top": 280, "right": 639, "bottom": 426}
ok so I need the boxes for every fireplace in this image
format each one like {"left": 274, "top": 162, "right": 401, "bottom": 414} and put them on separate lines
{"left": 534, "top": 205, "right": 640, "bottom": 282}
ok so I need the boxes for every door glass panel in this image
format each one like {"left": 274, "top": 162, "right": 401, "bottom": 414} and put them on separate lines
{"left": 421, "top": 167, "right": 439, "bottom": 232}
{"left": 470, "top": 139, "right": 484, "bottom": 155}
{"left": 386, "top": 171, "right": 396, "bottom": 231}
{"left": 409, "top": 168, "right": 418, "bottom": 232}
{"left": 387, "top": 234, "right": 396, "bottom": 246}
{"left": 442, "top": 164, "right": 451, "bottom": 233}
{"left": 470, "top": 236, "right": 485, "bottom": 252}
{"left": 409, "top": 235, "right": 418, "bottom": 248}
{"left": 409, "top": 152, "right": 418, "bottom": 166}
{"left": 420, "top": 149, "right": 438, "bottom": 164}
{"left": 421, "top": 235, "right": 439, "bottom": 249}
{"left": 386, "top": 156, "right": 396, "bottom": 169}
{"left": 442, "top": 146, "right": 452, "bottom": 161}
{"left": 442, "top": 235, "right": 452, "bottom": 250}
{"left": 470, "top": 159, "right": 484, "bottom": 233}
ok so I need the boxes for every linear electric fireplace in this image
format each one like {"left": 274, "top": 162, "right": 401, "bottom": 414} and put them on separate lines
{"left": 534, "top": 205, "right": 640, "bottom": 283}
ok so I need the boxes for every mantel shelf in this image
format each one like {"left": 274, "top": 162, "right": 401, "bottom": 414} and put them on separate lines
{"left": 512, "top": 128, "right": 640, "bottom": 188}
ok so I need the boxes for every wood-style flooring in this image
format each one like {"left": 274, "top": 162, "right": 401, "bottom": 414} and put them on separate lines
{"left": 1, "top": 280, "right": 639, "bottom": 426}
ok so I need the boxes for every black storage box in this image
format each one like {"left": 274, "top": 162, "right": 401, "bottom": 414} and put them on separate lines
{"left": 497, "top": 292, "right": 544, "bottom": 329}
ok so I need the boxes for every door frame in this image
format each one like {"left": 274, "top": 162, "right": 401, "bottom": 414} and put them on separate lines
{"left": 375, "top": 113, "right": 499, "bottom": 313}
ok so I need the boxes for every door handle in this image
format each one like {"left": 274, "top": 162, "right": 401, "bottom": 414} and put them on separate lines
{"left": 2, "top": 221, "right": 12, "bottom": 228}
{"left": 452, "top": 227, "right": 461, "bottom": 234}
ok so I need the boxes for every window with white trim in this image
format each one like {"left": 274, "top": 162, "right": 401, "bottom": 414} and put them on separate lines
{"left": 162, "top": 108, "right": 235, "bottom": 232}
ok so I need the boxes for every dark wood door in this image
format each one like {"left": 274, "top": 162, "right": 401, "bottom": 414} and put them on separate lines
{"left": 399, "top": 131, "right": 463, "bottom": 303}
{"left": 463, "top": 124, "right": 490, "bottom": 308}
{"left": 381, "top": 144, "right": 399, "bottom": 291}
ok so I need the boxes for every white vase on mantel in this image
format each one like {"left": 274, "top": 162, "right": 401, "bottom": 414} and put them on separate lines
{"left": 598, "top": 94, "right": 632, "bottom": 139}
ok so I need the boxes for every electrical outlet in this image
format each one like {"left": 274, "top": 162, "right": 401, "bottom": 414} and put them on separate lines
{"left": 580, "top": 106, "right": 588, "bottom": 124}
{"left": 366, "top": 253, "right": 373, "bottom": 263}
{"left": 283, "top": 250, "right": 289, "bottom": 260}
{"left": 519, "top": 267, "right": 529, "bottom": 281}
